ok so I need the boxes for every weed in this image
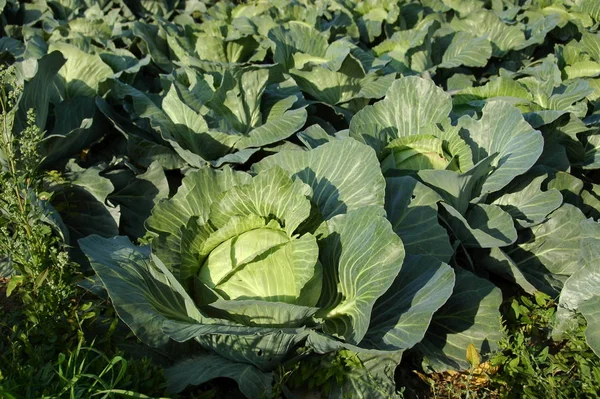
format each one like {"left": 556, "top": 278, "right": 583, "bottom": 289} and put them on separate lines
{"left": 489, "top": 292, "right": 600, "bottom": 398}
{"left": 282, "top": 349, "right": 362, "bottom": 396}
{"left": 411, "top": 293, "right": 600, "bottom": 399}
{"left": 0, "top": 65, "right": 167, "bottom": 399}
{"left": 0, "top": 64, "right": 76, "bottom": 330}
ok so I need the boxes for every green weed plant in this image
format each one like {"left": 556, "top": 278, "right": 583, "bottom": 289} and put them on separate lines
{"left": 0, "top": 65, "right": 167, "bottom": 399}
{"left": 490, "top": 293, "right": 600, "bottom": 398}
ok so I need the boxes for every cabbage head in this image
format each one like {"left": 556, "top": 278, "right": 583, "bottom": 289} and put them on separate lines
{"left": 349, "top": 77, "right": 475, "bottom": 175}
{"left": 380, "top": 134, "right": 459, "bottom": 173}
{"left": 79, "top": 140, "right": 454, "bottom": 398}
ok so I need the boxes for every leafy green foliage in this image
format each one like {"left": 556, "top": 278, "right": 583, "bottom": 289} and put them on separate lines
{"left": 490, "top": 293, "right": 600, "bottom": 398}
{"left": 283, "top": 349, "right": 367, "bottom": 396}
{"left": 0, "top": 64, "right": 75, "bottom": 328}
{"left": 80, "top": 143, "right": 422, "bottom": 397}
{"left": 0, "top": 65, "right": 167, "bottom": 399}
{"left": 2, "top": 0, "right": 600, "bottom": 398}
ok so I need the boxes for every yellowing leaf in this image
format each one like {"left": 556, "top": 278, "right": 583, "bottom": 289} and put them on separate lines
{"left": 466, "top": 343, "right": 481, "bottom": 369}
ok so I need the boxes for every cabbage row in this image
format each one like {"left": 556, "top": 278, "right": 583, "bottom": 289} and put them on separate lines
{"left": 2, "top": 0, "right": 600, "bottom": 397}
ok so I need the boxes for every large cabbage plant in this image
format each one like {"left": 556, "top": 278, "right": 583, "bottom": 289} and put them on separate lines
{"left": 80, "top": 139, "right": 455, "bottom": 397}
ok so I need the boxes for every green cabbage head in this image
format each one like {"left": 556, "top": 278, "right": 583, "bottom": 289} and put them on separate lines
{"left": 380, "top": 134, "right": 459, "bottom": 173}
{"left": 79, "top": 140, "right": 454, "bottom": 399}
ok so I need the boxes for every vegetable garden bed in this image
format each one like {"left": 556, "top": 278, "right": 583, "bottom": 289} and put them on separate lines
{"left": 1, "top": 0, "right": 600, "bottom": 398}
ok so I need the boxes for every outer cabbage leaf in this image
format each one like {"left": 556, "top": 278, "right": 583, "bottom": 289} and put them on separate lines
{"left": 440, "top": 203, "right": 517, "bottom": 248}
{"left": 303, "top": 333, "right": 404, "bottom": 398}
{"left": 95, "top": 96, "right": 185, "bottom": 169}
{"left": 14, "top": 51, "right": 65, "bottom": 134}
{"left": 131, "top": 21, "right": 173, "bottom": 72}
{"left": 349, "top": 76, "right": 452, "bottom": 156}
{"left": 453, "top": 76, "right": 532, "bottom": 112}
{"left": 80, "top": 236, "right": 202, "bottom": 347}
{"left": 205, "top": 66, "right": 307, "bottom": 151}
{"left": 384, "top": 176, "right": 453, "bottom": 262}
{"left": 203, "top": 300, "right": 319, "bottom": 328}
{"left": 579, "top": 297, "right": 600, "bottom": 357}
{"left": 491, "top": 174, "right": 563, "bottom": 229}
{"left": 254, "top": 139, "right": 385, "bottom": 220}
{"left": 329, "top": 352, "right": 404, "bottom": 399}
{"left": 40, "top": 96, "right": 109, "bottom": 168}
{"left": 415, "top": 268, "right": 503, "bottom": 372}
{"left": 320, "top": 207, "right": 405, "bottom": 345}
{"left": 481, "top": 247, "right": 539, "bottom": 295}
{"left": 582, "top": 133, "right": 600, "bottom": 169}
{"left": 450, "top": 10, "right": 526, "bottom": 57}
{"left": 290, "top": 55, "right": 364, "bottom": 105}
{"left": 559, "top": 220, "right": 600, "bottom": 311}
{"left": 193, "top": 331, "right": 309, "bottom": 371}
{"left": 193, "top": 33, "right": 260, "bottom": 64}
{"left": 554, "top": 220, "right": 600, "bottom": 355}
{"left": 504, "top": 204, "right": 588, "bottom": 296}
{"left": 457, "top": 101, "right": 544, "bottom": 195}
{"left": 50, "top": 162, "right": 119, "bottom": 246}
{"left": 269, "top": 22, "right": 329, "bottom": 71}
{"left": 416, "top": 156, "right": 496, "bottom": 215}
{"left": 363, "top": 254, "right": 455, "bottom": 351}
{"left": 105, "top": 161, "right": 169, "bottom": 238}
{"left": 165, "top": 354, "right": 273, "bottom": 399}
{"left": 438, "top": 32, "right": 492, "bottom": 69}
{"left": 48, "top": 42, "right": 114, "bottom": 100}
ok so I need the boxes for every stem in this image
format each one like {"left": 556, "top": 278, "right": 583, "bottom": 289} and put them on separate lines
{"left": 0, "top": 87, "right": 34, "bottom": 241}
